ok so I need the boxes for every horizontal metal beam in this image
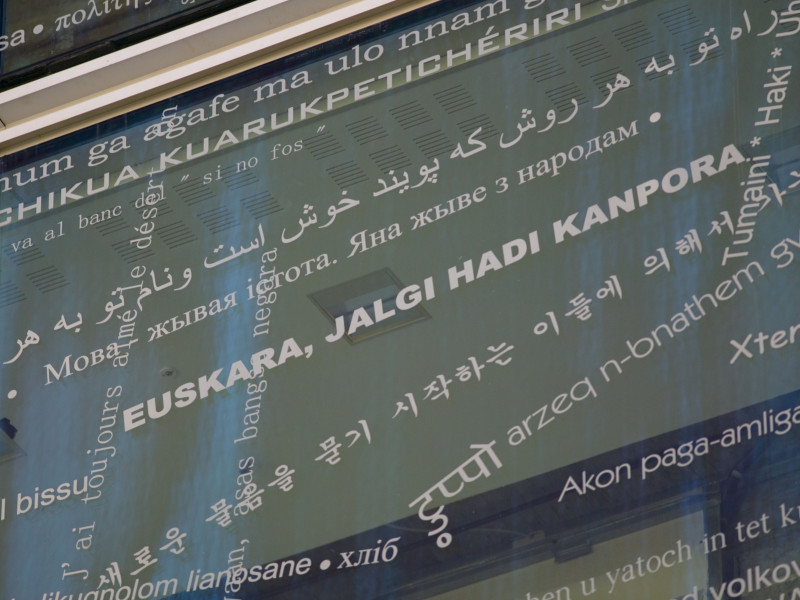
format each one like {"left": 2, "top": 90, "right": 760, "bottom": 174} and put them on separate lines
{"left": 0, "top": 0, "right": 434, "bottom": 155}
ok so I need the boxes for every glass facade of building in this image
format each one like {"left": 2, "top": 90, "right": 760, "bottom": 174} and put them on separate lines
{"left": 0, "top": 0, "right": 799, "bottom": 597}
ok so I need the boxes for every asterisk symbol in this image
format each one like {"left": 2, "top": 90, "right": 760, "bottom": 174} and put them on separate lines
{"left": 772, "top": 48, "right": 782, "bottom": 58}
{"left": 750, "top": 137, "right": 762, "bottom": 147}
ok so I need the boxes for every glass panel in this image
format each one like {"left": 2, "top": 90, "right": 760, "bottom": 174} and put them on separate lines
{"left": 0, "top": 0, "right": 798, "bottom": 597}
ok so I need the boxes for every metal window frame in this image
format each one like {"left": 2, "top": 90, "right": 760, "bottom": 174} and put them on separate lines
{"left": 0, "top": 0, "right": 435, "bottom": 155}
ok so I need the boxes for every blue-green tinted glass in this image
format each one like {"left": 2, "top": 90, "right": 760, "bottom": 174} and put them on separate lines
{"left": 0, "top": 0, "right": 799, "bottom": 597}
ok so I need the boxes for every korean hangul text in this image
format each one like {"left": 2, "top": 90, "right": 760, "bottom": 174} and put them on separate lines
{"left": 130, "top": 546, "right": 158, "bottom": 576}
{"left": 345, "top": 419, "right": 371, "bottom": 447}
{"left": 676, "top": 229, "right": 702, "bottom": 255}
{"left": 268, "top": 465, "right": 295, "bottom": 491}
{"left": 533, "top": 311, "right": 560, "bottom": 335}
{"left": 486, "top": 343, "right": 513, "bottom": 366}
{"left": 596, "top": 275, "right": 622, "bottom": 299}
{"left": 234, "top": 483, "right": 264, "bottom": 516}
{"left": 423, "top": 374, "right": 452, "bottom": 401}
{"left": 644, "top": 247, "right": 671, "bottom": 274}
{"left": 393, "top": 392, "right": 418, "bottom": 418}
{"left": 315, "top": 437, "right": 342, "bottom": 465}
{"left": 206, "top": 498, "right": 233, "bottom": 527}
{"left": 97, "top": 562, "right": 122, "bottom": 589}
{"left": 159, "top": 527, "right": 186, "bottom": 555}
{"left": 565, "top": 293, "right": 592, "bottom": 321}
{"left": 455, "top": 357, "right": 484, "bottom": 382}
{"left": 708, "top": 211, "right": 734, "bottom": 235}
